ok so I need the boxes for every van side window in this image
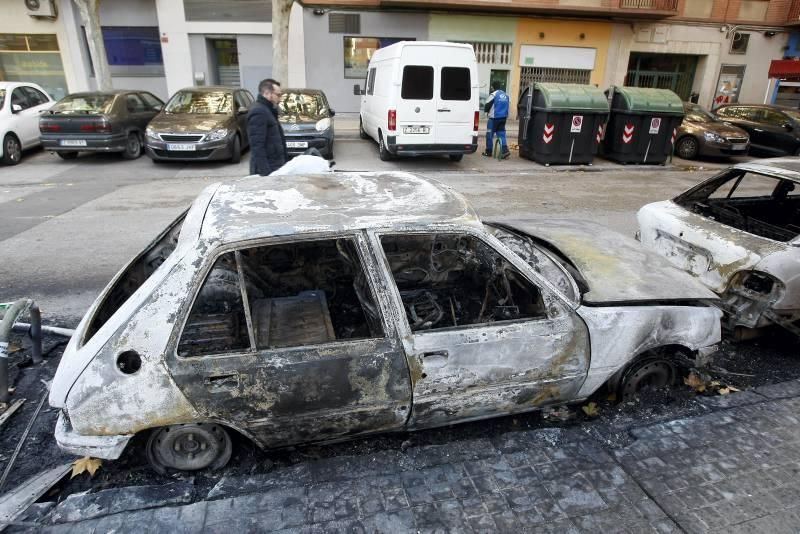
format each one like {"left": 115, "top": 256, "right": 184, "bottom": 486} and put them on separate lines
{"left": 367, "top": 68, "right": 376, "bottom": 96}
{"left": 441, "top": 67, "right": 471, "bottom": 101}
{"left": 401, "top": 66, "right": 433, "bottom": 100}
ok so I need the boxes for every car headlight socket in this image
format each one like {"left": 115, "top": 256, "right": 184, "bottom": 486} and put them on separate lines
{"left": 704, "top": 132, "right": 724, "bottom": 143}
{"left": 145, "top": 128, "right": 158, "bottom": 140}
{"left": 315, "top": 118, "right": 331, "bottom": 132}
{"left": 207, "top": 128, "right": 229, "bottom": 141}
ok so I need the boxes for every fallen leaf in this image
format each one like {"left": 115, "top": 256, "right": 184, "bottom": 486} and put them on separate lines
{"left": 709, "top": 381, "right": 721, "bottom": 388}
{"left": 727, "top": 386, "right": 741, "bottom": 392}
{"left": 71, "top": 456, "right": 102, "bottom": 479}
{"left": 719, "top": 387, "right": 731, "bottom": 395}
{"left": 606, "top": 393, "right": 617, "bottom": 402}
{"left": 684, "top": 373, "right": 706, "bottom": 393}
{"left": 582, "top": 402, "right": 599, "bottom": 417}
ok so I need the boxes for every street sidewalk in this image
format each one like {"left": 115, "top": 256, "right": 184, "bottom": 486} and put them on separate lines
{"left": 17, "top": 379, "right": 800, "bottom": 533}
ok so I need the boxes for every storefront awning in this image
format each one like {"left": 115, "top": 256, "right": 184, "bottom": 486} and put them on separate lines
{"left": 769, "top": 59, "right": 800, "bottom": 80}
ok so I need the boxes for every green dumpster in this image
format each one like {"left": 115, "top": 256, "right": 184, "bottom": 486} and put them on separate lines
{"left": 601, "top": 86, "right": 684, "bottom": 165}
{"left": 518, "top": 83, "right": 610, "bottom": 165}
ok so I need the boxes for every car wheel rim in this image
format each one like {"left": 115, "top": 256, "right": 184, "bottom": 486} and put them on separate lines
{"left": 128, "top": 135, "right": 140, "bottom": 155}
{"left": 146, "top": 423, "right": 231, "bottom": 473}
{"left": 6, "top": 138, "right": 21, "bottom": 162}
{"left": 622, "top": 361, "right": 674, "bottom": 400}
{"left": 678, "top": 139, "right": 696, "bottom": 158}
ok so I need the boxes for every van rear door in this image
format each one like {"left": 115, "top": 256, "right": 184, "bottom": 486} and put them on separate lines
{"left": 397, "top": 47, "right": 436, "bottom": 144}
{"left": 435, "top": 59, "right": 476, "bottom": 145}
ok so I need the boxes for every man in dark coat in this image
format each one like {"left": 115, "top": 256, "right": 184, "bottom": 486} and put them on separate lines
{"left": 247, "top": 78, "right": 288, "bottom": 175}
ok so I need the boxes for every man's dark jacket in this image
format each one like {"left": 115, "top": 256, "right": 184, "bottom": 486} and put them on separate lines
{"left": 247, "top": 95, "right": 287, "bottom": 176}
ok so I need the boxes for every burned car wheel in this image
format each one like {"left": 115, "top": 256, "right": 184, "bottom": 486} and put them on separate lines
{"left": 618, "top": 357, "right": 676, "bottom": 400}
{"left": 146, "top": 423, "right": 232, "bottom": 474}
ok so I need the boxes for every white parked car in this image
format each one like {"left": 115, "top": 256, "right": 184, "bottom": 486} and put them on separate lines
{"left": 0, "top": 81, "right": 54, "bottom": 165}
{"left": 50, "top": 171, "right": 720, "bottom": 473}
{"left": 358, "top": 41, "right": 479, "bottom": 162}
{"left": 638, "top": 158, "right": 800, "bottom": 339}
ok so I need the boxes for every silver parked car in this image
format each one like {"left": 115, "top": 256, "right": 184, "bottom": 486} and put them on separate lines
{"left": 51, "top": 172, "right": 720, "bottom": 473}
{"left": 638, "top": 158, "right": 800, "bottom": 339}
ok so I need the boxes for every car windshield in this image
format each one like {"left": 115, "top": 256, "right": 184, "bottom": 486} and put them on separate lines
{"left": 0, "top": 89, "right": 5, "bottom": 109}
{"left": 51, "top": 94, "right": 114, "bottom": 114}
{"left": 165, "top": 91, "right": 232, "bottom": 114}
{"left": 783, "top": 109, "right": 800, "bottom": 122}
{"left": 279, "top": 92, "right": 327, "bottom": 118}
{"left": 684, "top": 104, "right": 717, "bottom": 124}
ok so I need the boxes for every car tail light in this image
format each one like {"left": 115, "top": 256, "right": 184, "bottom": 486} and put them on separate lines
{"left": 40, "top": 123, "right": 61, "bottom": 133}
{"left": 80, "top": 120, "right": 111, "bottom": 133}
{"left": 473, "top": 111, "right": 479, "bottom": 131}
{"left": 388, "top": 109, "right": 396, "bottom": 132}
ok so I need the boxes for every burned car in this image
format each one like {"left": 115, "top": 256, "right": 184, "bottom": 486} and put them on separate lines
{"left": 638, "top": 158, "right": 800, "bottom": 338}
{"left": 50, "top": 172, "right": 720, "bottom": 473}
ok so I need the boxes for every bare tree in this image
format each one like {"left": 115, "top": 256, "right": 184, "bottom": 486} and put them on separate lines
{"left": 73, "top": 0, "right": 112, "bottom": 91}
{"left": 271, "top": 0, "right": 295, "bottom": 85}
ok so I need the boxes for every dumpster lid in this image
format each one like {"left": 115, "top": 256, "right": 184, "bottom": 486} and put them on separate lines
{"left": 533, "top": 83, "right": 609, "bottom": 112}
{"left": 609, "top": 86, "right": 683, "bottom": 114}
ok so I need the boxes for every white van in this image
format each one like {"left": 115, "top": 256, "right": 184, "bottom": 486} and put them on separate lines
{"left": 357, "top": 41, "right": 479, "bottom": 162}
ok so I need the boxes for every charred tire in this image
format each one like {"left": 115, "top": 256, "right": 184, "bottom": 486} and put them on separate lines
{"left": 122, "top": 133, "right": 142, "bottom": 160}
{"left": 230, "top": 134, "right": 242, "bottom": 164}
{"left": 146, "top": 423, "right": 232, "bottom": 475}
{"left": 378, "top": 132, "right": 393, "bottom": 161}
{"left": 57, "top": 151, "right": 79, "bottom": 160}
{"left": 675, "top": 136, "right": 699, "bottom": 160}
{"left": 2, "top": 134, "right": 22, "bottom": 165}
{"left": 359, "top": 117, "right": 369, "bottom": 140}
{"left": 618, "top": 357, "right": 677, "bottom": 401}
{"left": 449, "top": 154, "right": 464, "bottom": 162}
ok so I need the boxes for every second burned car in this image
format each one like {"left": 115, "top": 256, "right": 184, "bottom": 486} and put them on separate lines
{"left": 50, "top": 172, "right": 721, "bottom": 473}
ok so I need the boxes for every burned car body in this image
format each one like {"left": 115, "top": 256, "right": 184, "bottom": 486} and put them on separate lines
{"left": 50, "top": 172, "right": 720, "bottom": 472}
{"left": 638, "top": 158, "right": 800, "bottom": 337}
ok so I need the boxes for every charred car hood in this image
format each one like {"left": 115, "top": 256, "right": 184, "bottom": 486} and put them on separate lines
{"left": 148, "top": 113, "right": 231, "bottom": 133}
{"left": 495, "top": 218, "right": 718, "bottom": 304}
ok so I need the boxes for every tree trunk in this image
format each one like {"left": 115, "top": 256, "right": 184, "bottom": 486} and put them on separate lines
{"left": 271, "top": 0, "right": 294, "bottom": 85}
{"left": 73, "top": 0, "right": 112, "bottom": 91}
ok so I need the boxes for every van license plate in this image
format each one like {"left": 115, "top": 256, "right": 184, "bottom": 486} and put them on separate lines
{"left": 60, "top": 140, "right": 86, "bottom": 147}
{"left": 167, "top": 144, "right": 196, "bottom": 151}
{"left": 287, "top": 141, "right": 308, "bottom": 148}
{"left": 403, "top": 126, "right": 429, "bottom": 134}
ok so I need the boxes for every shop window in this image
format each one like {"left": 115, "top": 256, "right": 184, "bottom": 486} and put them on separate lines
{"left": 343, "top": 36, "right": 412, "bottom": 79}
{"left": 0, "top": 33, "right": 66, "bottom": 99}
{"left": 183, "top": 0, "right": 271, "bottom": 22}
{"left": 441, "top": 67, "right": 471, "bottom": 101}
{"left": 401, "top": 66, "right": 434, "bottom": 100}
{"left": 738, "top": 0, "right": 769, "bottom": 21}
{"left": 82, "top": 27, "right": 164, "bottom": 76}
{"left": 730, "top": 33, "right": 750, "bottom": 55}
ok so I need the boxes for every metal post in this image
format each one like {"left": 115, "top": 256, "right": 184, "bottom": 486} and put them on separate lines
{"left": 29, "top": 304, "right": 42, "bottom": 365}
{"left": 0, "top": 299, "right": 30, "bottom": 404}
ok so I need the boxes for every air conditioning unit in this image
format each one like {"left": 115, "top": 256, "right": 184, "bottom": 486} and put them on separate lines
{"left": 24, "top": 0, "right": 58, "bottom": 18}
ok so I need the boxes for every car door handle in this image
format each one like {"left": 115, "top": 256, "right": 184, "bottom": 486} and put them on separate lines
{"left": 422, "top": 350, "right": 449, "bottom": 359}
{"left": 437, "top": 108, "right": 451, "bottom": 113}
{"left": 203, "top": 374, "right": 239, "bottom": 392}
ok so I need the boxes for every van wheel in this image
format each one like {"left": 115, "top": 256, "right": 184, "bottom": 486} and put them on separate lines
{"left": 359, "top": 118, "right": 369, "bottom": 140}
{"left": 230, "top": 134, "right": 241, "bottom": 164}
{"left": 146, "top": 423, "right": 232, "bottom": 475}
{"left": 122, "top": 133, "right": 142, "bottom": 159}
{"left": 379, "top": 133, "right": 393, "bottom": 161}
{"left": 449, "top": 154, "right": 463, "bottom": 162}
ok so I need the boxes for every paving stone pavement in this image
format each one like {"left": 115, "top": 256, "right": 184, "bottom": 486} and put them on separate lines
{"left": 17, "top": 383, "right": 800, "bottom": 533}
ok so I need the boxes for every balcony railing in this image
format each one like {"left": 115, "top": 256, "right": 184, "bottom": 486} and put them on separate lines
{"left": 620, "top": 0, "right": 678, "bottom": 10}
{"left": 788, "top": 0, "right": 800, "bottom": 25}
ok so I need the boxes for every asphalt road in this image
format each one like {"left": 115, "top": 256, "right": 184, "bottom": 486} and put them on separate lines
{"left": 0, "top": 133, "right": 749, "bottom": 324}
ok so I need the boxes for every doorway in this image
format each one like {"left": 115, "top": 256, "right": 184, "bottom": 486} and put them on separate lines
{"left": 209, "top": 38, "right": 240, "bottom": 87}
{"left": 626, "top": 53, "right": 698, "bottom": 100}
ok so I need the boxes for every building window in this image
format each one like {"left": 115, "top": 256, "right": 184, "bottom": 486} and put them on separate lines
{"left": 329, "top": 13, "right": 360, "bottom": 34}
{"left": 714, "top": 65, "right": 745, "bottom": 106}
{"left": 343, "top": 37, "right": 412, "bottom": 79}
{"left": 730, "top": 33, "right": 750, "bottom": 55}
{"left": 0, "top": 33, "right": 67, "bottom": 99}
{"left": 183, "top": 0, "right": 271, "bottom": 22}
{"left": 738, "top": 0, "right": 768, "bottom": 21}
{"left": 465, "top": 42, "right": 511, "bottom": 65}
{"left": 683, "top": 0, "right": 713, "bottom": 18}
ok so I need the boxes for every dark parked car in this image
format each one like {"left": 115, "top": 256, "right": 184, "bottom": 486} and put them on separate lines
{"left": 280, "top": 89, "right": 335, "bottom": 159}
{"left": 145, "top": 86, "right": 253, "bottom": 163}
{"left": 40, "top": 90, "right": 164, "bottom": 160}
{"left": 674, "top": 103, "right": 749, "bottom": 160}
{"left": 714, "top": 103, "right": 800, "bottom": 157}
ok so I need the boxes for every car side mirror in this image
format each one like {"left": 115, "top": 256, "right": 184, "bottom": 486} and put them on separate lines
{"left": 783, "top": 122, "right": 793, "bottom": 132}
{"left": 329, "top": 109, "right": 336, "bottom": 117}
{"left": 11, "top": 104, "right": 22, "bottom": 113}
{"left": 237, "top": 106, "right": 248, "bottom": 115}
{"left": 154, "top": 104, "right": 163, "bottom": 112}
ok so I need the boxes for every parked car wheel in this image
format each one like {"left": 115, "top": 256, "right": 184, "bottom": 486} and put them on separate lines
{"left": 359, "top": 117, "right": 369, "bottom": 140}
{"left": 618, "top": 356, "right": 677, "bottom": 401}
{"left": 676, "top": 137, "right": 699, "bottom": 160}
{"left": 230, "top": 134, "right": 241, "bottom": 164}
{"left": 122, "top": 133, "right": 142, "bottom": 160}
{"left": 2, "top": 134, "right": 22, "bottom": 166}
{"left": 449, "top": 154, "right": 464, "bottom": 162}
{"left": 57, "top": 151, "right": 79, "bottom": 160}
{"left": 146, "top": 423, "right": 232, "bottom": 474}
{"left": 379, "top": 133, "right": 393, "bottom": 162}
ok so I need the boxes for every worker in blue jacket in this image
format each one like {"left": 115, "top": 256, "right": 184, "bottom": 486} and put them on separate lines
{"left": 483, "top": 85, "right": 510, "bottom": 159}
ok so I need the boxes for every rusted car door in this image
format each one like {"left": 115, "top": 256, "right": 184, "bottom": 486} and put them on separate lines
{"left": 167, "top": 233, "right": 412, "bottom": 448}
{"left": 370, "top": 229, "right": 590, "bottom": 429}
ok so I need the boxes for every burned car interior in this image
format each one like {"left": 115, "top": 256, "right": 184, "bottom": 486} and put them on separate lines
{"left": 676, "top": 170, "right": 800, "bottom": 242}
{"left": 177, "top": 238, "right": 384, "bottom": 356}
{"left": 379, "top": 233, "right": 547, "bottom": 332}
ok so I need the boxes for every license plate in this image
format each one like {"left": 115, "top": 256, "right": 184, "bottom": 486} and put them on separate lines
{"left": 60, "top": 139, "right": 86, "bottom": 147}
{"left": 286, "top": 141, "right": 308, "bottom": 148}
{"left": 166, "top": 143, "right": 197, "bottom": 151}
{"left": 403, "top": 126, "right": 429, "bottom": 134}
{"left": 730, "top": 144, "right": 747, "bottom": 151}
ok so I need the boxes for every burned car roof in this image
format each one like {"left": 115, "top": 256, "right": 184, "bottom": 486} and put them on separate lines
{"left": 732, "top": 158, "right": 800, "bottom": 182}
{"left": 197, "top": 172, "right": 481, "bottom": 243}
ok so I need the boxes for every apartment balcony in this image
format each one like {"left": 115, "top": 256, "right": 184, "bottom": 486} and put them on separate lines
{"left": 376, "top": 0, "right": 679, "bottom": 18}
{"left": 788, "top": 0, "right": 800, "bottom": 26}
